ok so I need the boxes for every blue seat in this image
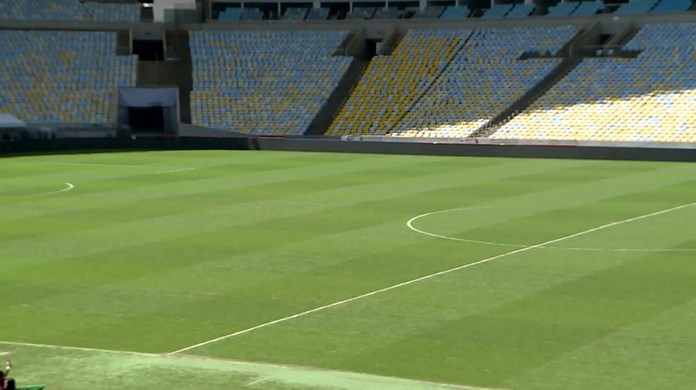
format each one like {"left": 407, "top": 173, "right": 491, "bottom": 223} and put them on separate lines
{"left": 0, "top": 30, "right": 137, "bottom": 124}
{"left": 481, "top": 4, "right": 513, "bottom": 19}
{"left": 189, "top": 30, "right": 352, "bottom": 135}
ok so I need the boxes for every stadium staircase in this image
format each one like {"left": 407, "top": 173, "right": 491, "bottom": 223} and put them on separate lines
{"left": 386, "top": 30, "right": 475, "bottom": 134}
{"left": 116, "top": 30, "right": 131, "bottom": 55}
{"left": 377, "top": 30, "right": 405, "bottom": 55}
{"left": 136, "top": 31, "right": 193, "bottom": 124}
{"left": 470, "top": 56, "right": 582, "bottom": 137}
{"left": 305, "top": 59, "right": 370, "bottom": 135}
{"left": 471, "top": 24, "right": 600, "bottom": 137}
{"left": 307, "top": 30, "right": 396, "bottom": 135}
{"left": 605, "top": 24, "right": 640, "bottom": 47}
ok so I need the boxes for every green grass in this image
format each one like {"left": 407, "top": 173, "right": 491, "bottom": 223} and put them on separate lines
{"left": 1, "top": 150, "right": 695, "bottom": 389}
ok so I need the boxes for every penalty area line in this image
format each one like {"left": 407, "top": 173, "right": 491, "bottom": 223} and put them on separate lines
{"left": 169, "top": 201, "right": 696, "bottom": 355}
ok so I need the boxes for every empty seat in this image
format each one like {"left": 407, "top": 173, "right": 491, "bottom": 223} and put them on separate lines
{"left": 506, "top": 4, "right": 535, "bottom": 18}
{"left": 481, "top": 4, "right": 513, "bottom": 19}
{"left": 0, "top": 0, "right": 140, "bottom": 21}
{"left": 217, "top": 7, "right": 241, "bottom": 20}
{"left": 492, "top": 23, "right": 696, "bottom": 143}
{"left": 306, "top": 7, "right": 330, "bottom": 20}
{"left": 189, "top": 30, "right": 352, "bottom": 135}
{"left": 282, "top": 7, "right": 309, "bottom": 20}
{"left": 0, "top": 31, "right": 137, "bottom": 124}
{"left": 328, "top": 26, "right": 580, "bottom": 138}
{"left": 546, "top": 2, "right": 579, "bottom": 16}
{"left": 614, "top": 0, "right": 658, "bottom": 15}
{"left": 650, "top": 0, "right": 692, "bottom": 13}
{"left": 572, "top": 1, "right": 601, "bottom": 16}
{"left": 440, "top": 6, "right": 470, "bottom": 19}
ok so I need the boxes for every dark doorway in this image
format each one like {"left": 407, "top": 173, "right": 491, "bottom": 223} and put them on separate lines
{"left": 128, "top": 106, "right": 164, "bottom": 132}
{"left": 118, "top": 87, "right": 179, "bottom": 136}
{"left": 366, "top": 39, "right": 378, "bottom": 57}
{"left": 133, "top": 40, "right": 164, "bottom": 61}
{"left": 598, "top": 34, "right": 614, "bottom": 45}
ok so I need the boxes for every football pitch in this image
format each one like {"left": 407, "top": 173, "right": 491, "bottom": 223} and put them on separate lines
{"left": 1, "top": 150, "right": 695, "bottom": 390}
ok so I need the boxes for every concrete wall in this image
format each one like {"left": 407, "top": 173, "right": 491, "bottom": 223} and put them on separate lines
{"left": 5, "top": 10, "right": 694, "bottom": 35}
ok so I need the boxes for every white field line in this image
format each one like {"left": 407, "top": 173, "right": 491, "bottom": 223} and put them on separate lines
{"left": 0, "top": 340, "right": 497, "bottom": 390}
{"left": 0, "top": 340, "right": 158, "bottom": 357}
{"left": 36, "top": 182, "right": 74, "bottom": 196}
{"left": 170, "top": 201, "right": 696, "bottom": 355}
{"left": 407, "top": 207, "right": 696, "bottom": 253}
{"left": 407, "top": 207, "right": 522, "bottom": 248}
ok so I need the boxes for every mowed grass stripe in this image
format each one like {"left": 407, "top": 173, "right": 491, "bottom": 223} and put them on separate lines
{"left": 0, "top": 152, "right": 569, "bottom": 223}
{"left": 12, "top": 154, "right": 666, "bottom": 256}
{"left": 0, "top": 151, "right": 388, "bottom": 216}
{"left": 169, "top": 201, "right": 694, "bottom": 355}
{"left": 191, "top": 207, "right": 696, "bottom": 389}
{"left": 1, "top": 152, "right": 695, "bottom": 390}
{"left": 2, "top": 155, "right": 692, "bottom": 342}
{"left": 0, "top": 154, "right": 500, "bottom": 240}
{"left": 4, "top": 155, "right": 598, "bottom": 349}
{"left": 0, "top": 155, "right": 624, "bottom": 302}
{"left": 505, "top": 292, "right": 696, "bottom": 390}
{"left": 0, "top": 151, "right": 488, "bottom": 218}
{"left": 0, "top": 155, "right": 592, "bottom": 262}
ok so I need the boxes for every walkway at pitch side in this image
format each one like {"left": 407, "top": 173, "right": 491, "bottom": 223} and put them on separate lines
{"left": 0, "top": 341, "right": 495, "bottom": 390}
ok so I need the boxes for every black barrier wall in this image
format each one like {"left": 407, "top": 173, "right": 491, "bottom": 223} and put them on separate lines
{"left": 252, "top": 138, "right": 696, "bottom": 162}
{"left": 1, "top": 136, "right": 695, "bottom": 162}
{"left": 0, "top": 136, "right": 250, "bottom": 155}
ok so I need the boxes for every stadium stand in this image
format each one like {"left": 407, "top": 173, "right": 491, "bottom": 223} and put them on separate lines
{"left": 391, "top": 26, "right": 577, "bottom": 138}
{"left": 572, "top": 1, "right": 601, "bottom": 16}
{"left": 440, "top": 6, "right": 470, "bottom": 20}
{"left": 651, "top": 0, "right": 692, "bottom": 13}
{"left": 241, "top": 7, "right": 264, "bottom": 20}
{"left": 0, "top": 30, "right": 137, "bottom": 125}
{"left": 492, "top": 23, "right": 696, "bottom": 143}
{"left": 282, "top": 7, "right": 309, "bottom": 20}
{"left": 91, "top": 2, "right": 141, "bottom": 22}
{"left": 218, "top": 7, "right": 241, "bottom": 20}
{"left": 614, "top": 0, "right": 659, "bottom": 15}
{"left": 413, "top": 6, "right": 444, "bottom": 18}
{"left": 546, "top": 2, "right": 579, "bottom": 16}
{"left": 0, "top": 0, "right": 140, "bottom": 22}
{"left": 328, "top": 26, "right": 578, "bottom": 138}
{"left": 305, "top": 7, "right": 330, "bottom": 20}
{"left": 481, "top": 4, "right": 513, "bottom": 19}
{"left": 506, "top": 4, "right": 536, "bottom": 18}
{"left": 374, "top": 7, "right": 402, "bottom": 19}
{"left": 189, "top": 30, "right": 352, "bottom": 135}
{"left": 327, "top": 30, "right": 467, "bottom": 136}
{"left": 346, "top": 7, "right": 377, "bottom": 19}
